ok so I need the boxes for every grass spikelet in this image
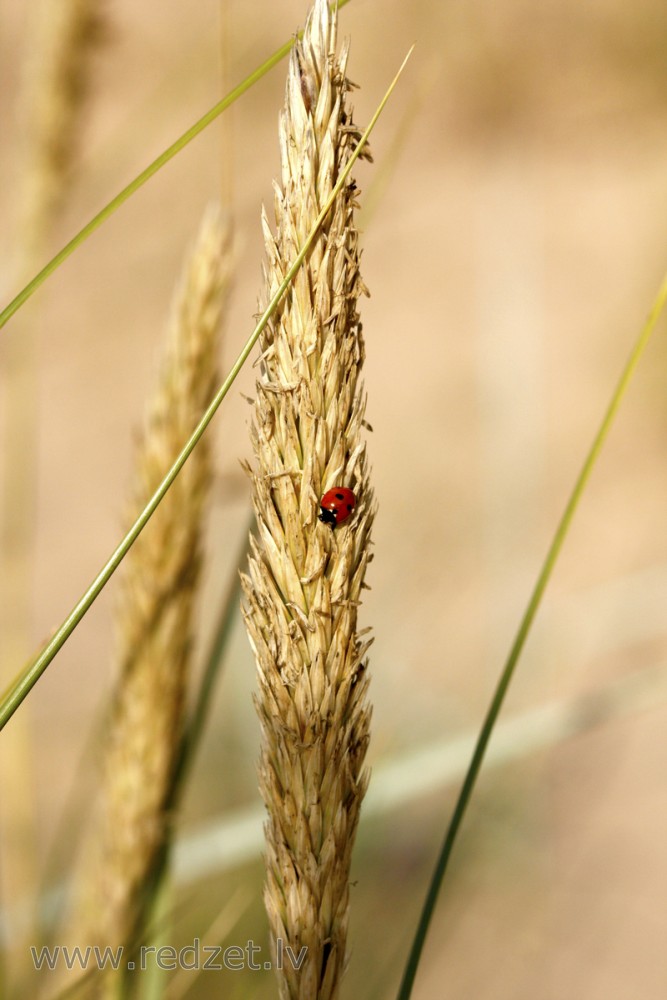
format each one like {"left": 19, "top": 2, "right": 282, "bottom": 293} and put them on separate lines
{"left": 241, "top": 1, "right": 374, "bottom": 996}
{"left": 19, "top": 0, "right": 103, "bottom": 264}
{"left": 65, "top": 205, "right": 232, "bottom": 989}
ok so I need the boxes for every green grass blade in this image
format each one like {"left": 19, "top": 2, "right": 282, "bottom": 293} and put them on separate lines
{"left": 0, "top": 0, "right": 352, "bottom": 334}
{"left": 0, "top": 45, "right": 413, "bottom": 732}
{"left": 395, "top": 272, "right": 667, "bottom": 1000}
{"left": 173, "top": 520, "right": 252, "bottom": 791}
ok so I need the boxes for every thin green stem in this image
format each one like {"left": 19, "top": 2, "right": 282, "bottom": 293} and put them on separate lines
{"left": 0, "top": 45, "right": 413, "bottom": 732}
{"left": 133, "top": 521, "right": 252, "bottom": 943}
{"left": 173, "top": 520, "right": 252, "bottom": 791}
{"left": 0, "top": 0, "right": 352, "bottom": 334}
{"left": 396, "top": 272, "right": 667, "bottom": 1000}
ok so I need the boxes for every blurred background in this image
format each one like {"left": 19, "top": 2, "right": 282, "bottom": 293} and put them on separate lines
{"left": 1, "top": 0, "right": 667, "bottom": 997}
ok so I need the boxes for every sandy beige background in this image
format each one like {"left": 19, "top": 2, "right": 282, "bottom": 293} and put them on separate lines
{"left": 1, "top": 0, "right": 667, "bottom": 997}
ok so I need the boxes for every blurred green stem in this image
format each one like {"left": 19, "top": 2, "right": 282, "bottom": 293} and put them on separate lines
{"left": 134, "top": 519, "right": 252, "bottom": 945}
{"left": 396, "top": 271, "right": 667, "bottom": 1000}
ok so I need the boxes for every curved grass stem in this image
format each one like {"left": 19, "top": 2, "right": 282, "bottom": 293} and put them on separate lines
{"left": 396, "top": 271, "right": 667, "bottom": 1000}
{"left": 0, "top": 44, "right": 413, "bottom": 733}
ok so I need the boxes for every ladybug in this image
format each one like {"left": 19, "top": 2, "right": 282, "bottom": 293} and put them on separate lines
{"left": 318, "top": 487, "right": 357, "bottom": 527}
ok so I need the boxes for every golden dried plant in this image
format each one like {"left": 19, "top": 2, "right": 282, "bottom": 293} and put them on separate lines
{"left": 0, "top": 0, "right": 103, "bottom": 979}
{"left": 241, "top": 1, "right": 375, "bottom": 996}
{"left": 64, "top": 205, "right": 232, "bottom": 995}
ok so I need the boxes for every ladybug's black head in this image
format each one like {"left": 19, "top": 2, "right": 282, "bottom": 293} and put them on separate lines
{"left": 318, "top": 507, "right": 337, "bottom": 527}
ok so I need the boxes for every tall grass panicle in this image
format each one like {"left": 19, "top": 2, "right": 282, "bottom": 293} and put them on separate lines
{"left": 241, "top": 1, "right": 375, "bottom": 996}
{"left": 65, "top": 206, "right": 232, "bottom": 986}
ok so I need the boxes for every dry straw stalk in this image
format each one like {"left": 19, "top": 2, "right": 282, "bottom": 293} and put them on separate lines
{"left": 0, "top": 0, "right": 102, "bottom": 977}
{"left": 65, "top": 206, "right": 231, "bottom": 994}
{"left": 241, "top": 1, "right": 374, "bottom": 996}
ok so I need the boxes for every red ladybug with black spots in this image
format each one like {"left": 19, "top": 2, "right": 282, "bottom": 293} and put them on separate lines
{"left": 318, "top": 487, "right": 357, "bottom": 527}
